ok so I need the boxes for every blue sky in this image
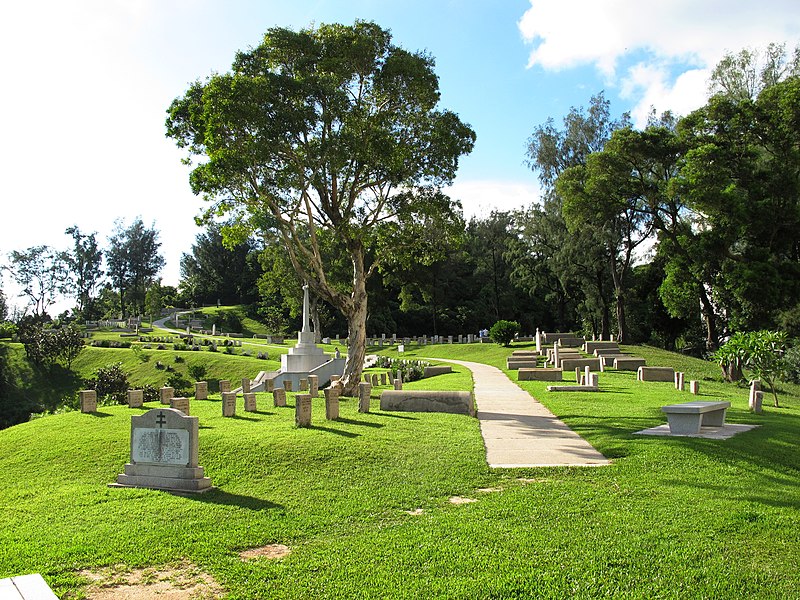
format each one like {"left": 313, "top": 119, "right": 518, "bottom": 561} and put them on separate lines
{"left": 2, "top": 0, "right": 799, "bottom": 312}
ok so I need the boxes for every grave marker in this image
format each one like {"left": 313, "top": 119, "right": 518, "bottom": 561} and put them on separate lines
{"left": 219, "top": 380, "right": 231, "bottom": 394}
{"left": 358, "top": 382, "right": 372, "bottom": 413}
{"left": 194, "top": 381, "right": 208, "bottom": 400}
{"left": 160, "top": 386, "right": 174, "bottom": 405}
{"left": 689, "top": 380, "right": 700, "bottom": 395}
{"left": 80, "top": 390, "right": 97, "bottom": 413}
{"left": 222, "top": 392, "right": 236, "bottom": 417}
{"left": 299, "top": 378, "right": 309, "bottom": 391}
{"left": 241, "top": 378, "right": 251, "bottom": 394}
{"left": 284, "top": 380, "right": 293, "bottom": 392}
{"left": 324, "top": 388, "right": 340, "bottom": 420}
{"left": 273, "top": 388, "right": 287, "bottom": 407}
{"left": 295, "top": 393, "right": 312, "bottom": 427}
{"left": 170, "top": 397, "right": 190, "bottom": 415}
{"left": 127, "top": 389, "right": 143, "bottom": 408}
{"left": 111, "top": 407, "right": 212, "bottom": 493}
{"left": 243, "top": 392, "right": 257, "bottom": 412}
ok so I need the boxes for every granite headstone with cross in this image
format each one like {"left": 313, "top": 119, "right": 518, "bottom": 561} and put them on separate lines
{"left": 110, "top": 407, "right": 212, "bottom": 493}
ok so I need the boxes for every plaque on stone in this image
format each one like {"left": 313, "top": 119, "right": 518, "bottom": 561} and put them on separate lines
{"left": 127, "top": 389, "right": 143, "bottom": 408}
{"left": 222, "top": 392, "right": 236, "bottom": 417}
{"left": 295, "top": 393, "right": 312, "bottom": 427}
{"left": 80, "top": 390, "right": 97, "bottom": 413}
{"left": 299, "top": 378, "right": 308, "bottom": 392}
{"left": 195, "top": 381, "right": 208, "bottom": 400}
{"left": 111, "top": 408, "right": 212, "bottom": 493}
{"left": 243, "top": 392, "right": 257, "bottom": 412}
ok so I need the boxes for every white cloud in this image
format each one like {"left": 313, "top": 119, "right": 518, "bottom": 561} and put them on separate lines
{"left": 447, "top": 180, "right": 542, "bottom": 219}
{"left": 518, "top": 0, "right": 800, "bottom": 120}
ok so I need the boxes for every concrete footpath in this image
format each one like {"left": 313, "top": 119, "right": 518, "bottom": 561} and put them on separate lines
{"left": 434, "top": 359, "right": 611, "bottom": 468}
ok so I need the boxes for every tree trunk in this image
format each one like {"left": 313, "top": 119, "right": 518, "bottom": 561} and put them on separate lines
{"left": 699, "top": 286, "right": 718, "bottom": 350}
{"left": 340, "top": 281, "right": 368, "bottom": 396}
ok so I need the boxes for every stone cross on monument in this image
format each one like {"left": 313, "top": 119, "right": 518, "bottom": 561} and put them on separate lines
{"left": 298, "top": 283, "right": 315, "bottom": 347}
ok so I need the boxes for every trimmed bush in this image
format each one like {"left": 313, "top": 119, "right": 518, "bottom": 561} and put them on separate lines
{"left": 489, "top": 320, "right": 520, "bottom": 347}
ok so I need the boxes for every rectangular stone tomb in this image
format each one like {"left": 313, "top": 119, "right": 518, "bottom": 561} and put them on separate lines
{"left": 593, "top": 347, "right": 622, "bottom": 356}
{"left": 613, "top": 357, "right": 646, "bottom": 370}
{"left": 660, "top": 401, "right": 730, "bottom": 435}
{"left": 111, "top": 407, "right": 212, "bottom": 493}
{"left": 295, "top": 393, "right": 312, "bottom": 427}
{"left": 518, "top": 368, "right": 563, "bottom": 381}
{"left": 637, "top": 366, "right": 675, "bottom": 382}
{"left": 557, "top": 337, "right": 585, "bottom": 347}
{"left": 380, "top": 390, "right": 474, "bottom": 416}
{"left": 584, "top": 341, "right": 620, "bottom": 354}
{"left": 423, "top": 365, "right": 453, "bottom": 377}
{"left": 194, "top": 381, "right": 208, "bottom": 400}
{"left": 511, "top": 350, "right": 540, "bottom": 357}
{"left": 546, "top": 384, "right": 600, "bottom": 392}
{"left": 507, "top": 359, "right": 540, "bottom": 370}
{"left": 243, "top": 392, "right": 257, "bottom": 412}
{"left": 160, "top": 386, "right": 174, "bottom": 405}
{"left": 560, "top": 358, "right": 601, "bottom": 372}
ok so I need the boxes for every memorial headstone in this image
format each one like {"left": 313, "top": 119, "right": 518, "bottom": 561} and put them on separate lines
{"left": 393, "top": 378, "right": 402, "bottom": 390}
{"left": 243, "top": 392, "right": 257, "bottom": 412}
{"left": 160, "top": 387, "right": 174, "bottom": 406}
{"left": 358, "top": 382, "right": 372, "bottom": 413}
{"left": 299, "top": 378, "right": 309, "bottom": 392}
{"left": 748, "top": 379, "right": 761, "bottom": 410}
{"left": 689, "top": 380, "right": 700, "bottom": 395}
{"left": 324, "top": 388, "right": 340, "bottom": 420}
{"left": 170, "top": 396, "right": 190, "bottom": 415}
{"left": 219, "top": 380, "right": 231, "bottom": 394}
{"left": 127, "top": 389, "right": 143, "bottom": 408}
{"left": 752, "top": 390, "right": 764, "bottom": 414}
{"left": 295, "top": 393, "right": 312, "bottom": 427}
{"left": 674, "top": 372, "right": 685, "bottom": 391}
{"left": 273, "top": 387, "right": 287, "bottom": 407}
{"left": 222, "top": 392, "right": 236, "bottom": 417}
{"left": 241, "top": 378, "right": 251, "bottom": 394}
{"left": 194, "top": 381, "right": 208, "bottom": 400}
{"left": 380, "top": 372, "right": 388, "bottom": 386}
{"left": 308, "top": 375, "right": 319, "bottom": 398}
{"left": 284, "top": 380, "right": 293, "bottom": 392}
{"left": 111, "top": 407, "right": 212, "bottom": 493}
{"left": 371, "top": 373, "right": 380, "bottom": 386}
{"left": 80, "top": 390, "right": 97, "bottom": 413}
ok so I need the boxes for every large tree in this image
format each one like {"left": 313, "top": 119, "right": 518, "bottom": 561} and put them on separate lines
{"left": 166, "top": 21, "right": 475, "bottom": 393}
{"left": 64, "top": 226, "right": 103, "bottom": 319}
{"left": 4, "top": 246, "right": 68, "bottom": 318}
{"left": 106, "top": 219, "right": 165, "bottom": 317}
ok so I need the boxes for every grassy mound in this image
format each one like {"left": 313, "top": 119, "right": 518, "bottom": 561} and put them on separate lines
{"left": 1, "top": 344, "right": 799, "bottom": 598}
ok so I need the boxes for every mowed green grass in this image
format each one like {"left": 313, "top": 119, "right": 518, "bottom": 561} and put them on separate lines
{"left": 1, "top": 344, "right": 799, "bottom": 598}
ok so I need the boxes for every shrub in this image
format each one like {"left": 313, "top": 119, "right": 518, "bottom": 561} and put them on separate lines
{"left": 174, "top": 355, "right": 185, "bottom": 363}
{"left": 173, "top": 342, "right": 187, "bottom": 351}
{"left": 489, "top": 320, "right": 520, "bottom": 347}
{"left": 142, "top": 384, "right": 159, "bottom": 403}
{"left": 87, "top": 363, "right": 129, "bottom": 405}
{"left": 188, "top": 364, "right": 207, "bottom": 382}
{"left": 155, "top": 361, "right": 165, "bottom": 370}
{"left": 165, "top": 371, "right": 192, "bottom": 397}
{"left": 225, "top": 346, "right": 234, "bottom": 354}
{"left": 374, "top": 356, "right": 430, "bottom": 382}
{"left": 257, "top": 352, "right": 268, "bottom": 360}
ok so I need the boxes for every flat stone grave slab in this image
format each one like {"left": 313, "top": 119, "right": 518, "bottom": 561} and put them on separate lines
{"left": 546, "top": 385, "right": 600, "bottom": 392}
{"left": 634, "top": 423, "right": 758, "bottom": 439}
{"left": 638, "top": 366, "right": 675, "bottom": 381}
{"left": 380, "top": 390, "right": 474, "bottom": 416}
{"left": 0, "top": 574, "right": 58, "bottom": 599}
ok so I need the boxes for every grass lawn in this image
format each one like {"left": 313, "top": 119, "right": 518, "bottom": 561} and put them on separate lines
{"left": 1, "top": 343, "right": 799, "bottom": 598}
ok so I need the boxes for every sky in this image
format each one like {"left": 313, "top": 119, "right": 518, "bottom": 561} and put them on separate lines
{"left": 2, "top": 0, "right": 799, "bottom": 314}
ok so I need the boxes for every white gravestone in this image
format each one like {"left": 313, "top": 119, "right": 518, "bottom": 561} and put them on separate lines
{"left": 111, "top": 408, "right": 212, "bottom": 493}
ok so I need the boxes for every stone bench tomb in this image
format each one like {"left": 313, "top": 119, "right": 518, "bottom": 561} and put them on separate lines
{"left": 613, "top": 357, "right": 647, "bottom": 371}
{"left": 660, "top": 401, "right": 730, "bottom": 435}
{"left": 518, "top": 368, "right": 563, "bottom": 381}
{"left": 637, "top": 366, "right": 675, "bottom": 382}
{"left": 380, "top": 390, "right": 474, "bottom": 416}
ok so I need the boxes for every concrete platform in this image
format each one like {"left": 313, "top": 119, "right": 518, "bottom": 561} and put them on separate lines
{"left": 633, "top": 423, "right": 759, "bottom": 439}
{"left": 425, "top": 358, "right": 610, "bottom": 468}
{"left": 0, "top": 574, "right": 58, "bottom": 599}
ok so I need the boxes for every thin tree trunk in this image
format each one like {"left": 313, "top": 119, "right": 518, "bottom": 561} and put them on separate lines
{"left": 340, "top": 279, "right": 368, "bottom": 396}
{"left": 311, "top": 296, "right": 322, "bottom": 344}
{"left": 699, "top": 286, "right": 718, "bottom": 350}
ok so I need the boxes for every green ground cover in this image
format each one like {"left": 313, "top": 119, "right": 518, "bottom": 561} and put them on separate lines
{"left": 1, "top": 343, "right": 798, "bottom": 598}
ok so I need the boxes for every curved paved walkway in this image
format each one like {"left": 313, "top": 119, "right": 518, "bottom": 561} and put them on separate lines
{"left": 434, "top": 359, "right": 611, "bottom": 468}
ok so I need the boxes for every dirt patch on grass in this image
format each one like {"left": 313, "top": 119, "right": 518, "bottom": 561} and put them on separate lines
{"left": 239, "top": 544, "right": 291, "bottom": 560}
{"left": 404, "top": 508, "right": 425, "bottom": 516}
{"left": 78, "top": 561, "right": 223, "bottom": 599}
{"left": 449, "top": 496, "right": 477, "bottom": 505}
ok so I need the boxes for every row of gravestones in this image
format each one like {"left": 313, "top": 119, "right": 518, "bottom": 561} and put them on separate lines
{"left": 80, "top": 372, "right": 404, "bottom": 427}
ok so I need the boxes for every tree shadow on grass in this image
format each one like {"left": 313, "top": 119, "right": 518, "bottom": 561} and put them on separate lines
{"left": 334, "top": 416, "right": 384, "bottom": 428}
{"left": 372, "top": 412, "right": 419, "bottom": 420}
{"left": 89, "top": 411, "right": 114, "bottom": 418}
{"left": 188, "top": 488, "right": 284, "bottom": 511}
{"left": 228, "top": 414, "right": 260, "bottom": 422}
{"left": 307, "top": 424, "right": 361, "bottom": 438}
